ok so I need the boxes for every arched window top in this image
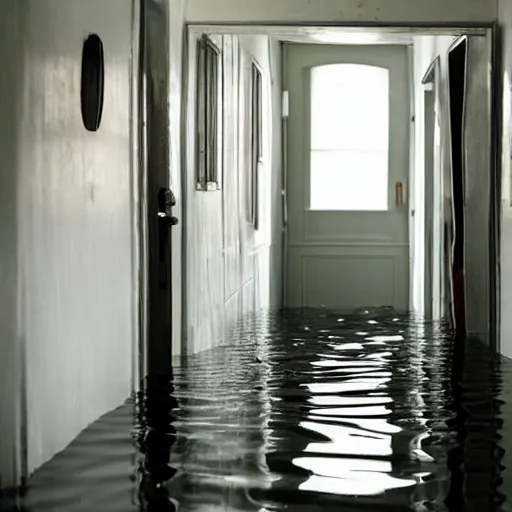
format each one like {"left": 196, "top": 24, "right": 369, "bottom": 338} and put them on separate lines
{"left": 310, "top": 63, "right": 389, "bottom": 152}
{"left": 310, "top": 62, "right": 389, "bottom": 79}
{"left": 310, "top": 63, "right": 390, "bottom": 211}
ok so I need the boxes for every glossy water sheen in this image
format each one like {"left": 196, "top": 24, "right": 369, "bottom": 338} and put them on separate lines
{"left": 2, "top": 308, "right": 511, "bottom": 511}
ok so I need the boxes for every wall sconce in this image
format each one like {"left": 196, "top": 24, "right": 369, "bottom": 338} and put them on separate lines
{"left": 80, "top": 34, "right": 105, "bottom": 132}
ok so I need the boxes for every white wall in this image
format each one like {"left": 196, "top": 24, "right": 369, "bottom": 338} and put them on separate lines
{"left": 0, "top": 0, "right": 138, "bottom": 484}
{"left": 186, "top": 0, "right": 496, "bottom": 23}
{"left": 184, "top": 32, "right": 282, "bottom": 354}
{"left": 499, "top": 0, "right": 512, "bottom": 359}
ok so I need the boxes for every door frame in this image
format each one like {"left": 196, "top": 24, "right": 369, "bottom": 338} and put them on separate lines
{"left": 182, "top": 22, "right": 501, "bottom": 353}
{"left": 136, "top": 0, "right": 181, "bottom": 390}
{"left": 422, "top": 67, "right": 436, "bottom": 318}
{"left": 422, "top": 55, "right": 446, "bottom": 320}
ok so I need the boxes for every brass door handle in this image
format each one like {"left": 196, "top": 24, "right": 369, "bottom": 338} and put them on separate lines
{"left": 396, "top": 182, "right": 404, "bottom": 206}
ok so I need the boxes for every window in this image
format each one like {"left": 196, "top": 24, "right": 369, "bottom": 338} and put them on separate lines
{"left": 196, "top": 35, "right": 221, "bottom": 191}
{"left": 249, "top": 61, "right": 263, "bottom": 228}
{"left": 310, "top": 64, "right": 390, "bottom": 211}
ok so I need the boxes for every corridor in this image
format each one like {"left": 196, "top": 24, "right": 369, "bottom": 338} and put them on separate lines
{"left": 2, "top": 1, "right": 512, "bottom": 511}
{"left": 3, "top": 308, "right": 510, "bottom": 511}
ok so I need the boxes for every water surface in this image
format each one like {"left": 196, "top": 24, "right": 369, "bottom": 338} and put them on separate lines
{"left": 3, "top": 308, "right": 511, "bottom": 511}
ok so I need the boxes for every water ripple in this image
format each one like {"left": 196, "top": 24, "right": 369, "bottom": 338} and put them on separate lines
{"left": 4, "top": 308, "right": 511, "bottom": 512}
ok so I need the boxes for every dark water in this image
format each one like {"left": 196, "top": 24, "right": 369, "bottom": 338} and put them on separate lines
{"left": 3, "top": 308, "right": 512, "bottom": 511}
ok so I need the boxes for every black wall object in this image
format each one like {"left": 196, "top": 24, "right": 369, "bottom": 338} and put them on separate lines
{"left": 80, "top": 34, "right": 105, "bottom": 132}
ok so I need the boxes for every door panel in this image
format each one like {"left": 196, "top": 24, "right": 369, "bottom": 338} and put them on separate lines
{"left": 284, "top": 44, "right": 410, "bottom": 309}
{"left": 144, "top": 0, "right": 174, "bottom": 377}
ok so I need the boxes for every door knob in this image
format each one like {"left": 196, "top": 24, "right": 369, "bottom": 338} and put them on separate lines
{"left": 157, "top": 187, "right": 178, "bottom": 226}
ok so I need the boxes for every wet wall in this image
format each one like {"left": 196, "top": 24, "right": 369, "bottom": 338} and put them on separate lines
{"left": 184, "top": 33, "right": 282, "bottom": 354}
{"left": 185, "top": 0, "right": 496, "bottom": 24}
{"left": 0, "top": 0, "right": 138, "bottom": 487}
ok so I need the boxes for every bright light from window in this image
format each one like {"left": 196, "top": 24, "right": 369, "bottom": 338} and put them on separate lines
{"left": 310, "top": 64, "right": 390, "bottom": 211}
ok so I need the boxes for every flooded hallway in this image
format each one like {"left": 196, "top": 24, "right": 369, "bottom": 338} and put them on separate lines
{"left": 2, "top": 0, "right": 512, "bottom": 511}
{"left": 2, "top": 310, "right": 512, "bottom": 511}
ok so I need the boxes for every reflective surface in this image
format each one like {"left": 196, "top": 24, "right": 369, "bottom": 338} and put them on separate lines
{"left": 2, "top": 308, "right": 511, "bottom": 511}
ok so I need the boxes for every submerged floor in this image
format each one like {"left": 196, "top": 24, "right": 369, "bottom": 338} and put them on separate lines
{"left": 3, "top": 308, "right": 512, "bottom": 511}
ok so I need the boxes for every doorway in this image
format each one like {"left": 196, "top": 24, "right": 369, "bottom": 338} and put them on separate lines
{"left": 284, "top": 42, "right": 410, "bottom": 309}
{"left": 181, "top": 24, "right": 500, "bottom": 349}
{"left": 138, "top": 0, "right": 181, "bottom": 381}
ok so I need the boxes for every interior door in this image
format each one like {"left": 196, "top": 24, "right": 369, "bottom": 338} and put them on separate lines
{"left": 284, "top": 43, "right": 410, "bottom": 310}
{"left": 143, "top": 0, "right": 176, "bottom": 378}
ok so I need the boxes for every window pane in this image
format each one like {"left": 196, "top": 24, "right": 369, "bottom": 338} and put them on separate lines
{"left": 196, "top": 35, "right": 221, "bottom": 191}
{"left": 310, "top": 64, "right": 389, "bottom": 211}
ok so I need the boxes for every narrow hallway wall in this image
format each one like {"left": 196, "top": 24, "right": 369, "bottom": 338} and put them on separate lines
{"left": 0, "top": 0, "right": 138, "bottom": 482}
{"left": 184, "top": 33, "right": 282, "bottom": 354}
{"left": 462, "top": 36, "right": 492, "bottom": 342}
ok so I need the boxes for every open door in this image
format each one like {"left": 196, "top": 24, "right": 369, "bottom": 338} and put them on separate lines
{"left": 446, "top": 35, "right": 493, "bottom": 342}
{"left": 447, "top": 36, "right": 468, "bottom": 336}
{"left": 140, "top": 0, "right": 177, "bottom": 381}
{"left": 461, "top": 36, "right": 493, "bottom": 344}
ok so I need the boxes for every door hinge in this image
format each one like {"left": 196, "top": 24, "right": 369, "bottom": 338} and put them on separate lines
{"left": 282, "top": 90, "right": 289, "bottom": 119}
{"left": 411, "top": 114, "right": 415, "bottom": 123}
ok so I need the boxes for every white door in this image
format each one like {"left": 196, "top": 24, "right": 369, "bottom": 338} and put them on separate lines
{"left": 284, "top": 44, "right": 410, "bottom": 310}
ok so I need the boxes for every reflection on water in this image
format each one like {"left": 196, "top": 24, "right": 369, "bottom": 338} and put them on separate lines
{"left": 2, "top": 308, "right": 511, "bottom": 511}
